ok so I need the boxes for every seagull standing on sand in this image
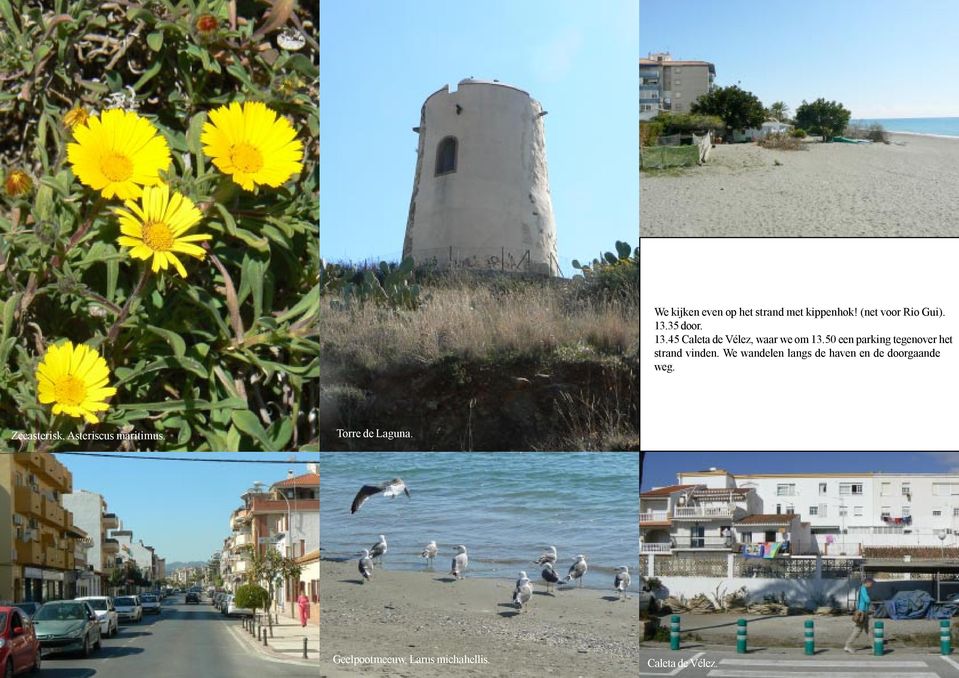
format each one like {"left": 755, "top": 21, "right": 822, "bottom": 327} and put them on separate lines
{"left": 563, "top": 554, "right": 588, "bottom": 587}
{"left": 351, "top": 478, "right": 411, "bottom": 514}
{"left": 614, "top": 566, "right": 631, "bottom": 601}
{"left": 358, "top": 549, "right": 374, "bottom": 583}
{"left": 421, "top": 541, "right": 438, "bottom": 568}
{"left": 450, "top": 545, "right": 469, "bottom": 580}
{"left": 369, "top": 534, "right": 388, "bottom": 567}
{"left": 541, "top": 562, "right": 561, "bottom": 594}
{"left": 533, "top": 546, "right": 557, "bottom": 567}
{"left": 512, "top": 571, "right": 533, "bottom": 612}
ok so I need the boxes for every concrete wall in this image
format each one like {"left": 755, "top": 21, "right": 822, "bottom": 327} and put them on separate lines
{"left": 655, "top": 575, "right": 857, "bottom": 609}
{"left": 403, "top": 79, "right": 559, "bottom": 276}
{"left": 63, "top": 490, "right": 104, "bottom": 575}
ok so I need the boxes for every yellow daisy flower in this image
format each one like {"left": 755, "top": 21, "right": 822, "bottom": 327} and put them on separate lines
{"left": 67, "top": 108, "right": 171, "bottom": 200}
{"left": 114, "top": 183, "right": 212, "bottom": 278}
{"left": 201, "top": 101, "right": 303, "bottom": 191}
{"left": 36, "top": 340, "right": 117, "bottom": 424}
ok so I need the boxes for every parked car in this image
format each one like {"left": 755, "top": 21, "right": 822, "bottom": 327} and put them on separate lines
{"left": 139, "top": 594, "right": 161, "bottom": 615}
{"left": 0, "top": 603, "right": 41, "bottom": 621}
{"left": 225, "top": 595, "right": 253, "bottom": 617}
{"left": 185, "top": 592, "right": 200, "bottom": 604}
{"left": 112, "top": 596, "right": 142, "bottom": 623}
{"left": 31, "top": 600, "right": 101, "bottom": 658}
{"left": 0, "top": 605, "right": 41, "bottom": 675}
{"left": 75, "top": 597, "right": 119, "bottom": 637}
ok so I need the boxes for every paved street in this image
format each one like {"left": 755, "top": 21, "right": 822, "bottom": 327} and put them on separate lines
{"left": 640, "top": 648, "right": 959, "bottom": 678}
{"left": 37, "top": 594, "right": 316, "bottom": 678}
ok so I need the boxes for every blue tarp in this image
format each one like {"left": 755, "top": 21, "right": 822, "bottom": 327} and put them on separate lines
{"left": 879, "top": 590, "right": 959, "bottom": 619}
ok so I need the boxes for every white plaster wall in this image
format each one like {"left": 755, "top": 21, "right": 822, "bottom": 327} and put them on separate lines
{"left": 404, "top": 80, "right": 558, "bottom": 275}
{"left": 63, "top": 491, "right": 103, "bottom": 574}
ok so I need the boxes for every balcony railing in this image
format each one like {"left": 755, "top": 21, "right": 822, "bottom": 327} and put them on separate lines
{"left": 673, "top": 536, "right": 737, "bottom": 550}
{"left": 674, "top": 506, "right": 737, "bottom": 519}
{"left": 640, "top": 510, "right": 670, "bottom": 523}
{"left": 640, "top": 542, "right": 672, "bottom": 553}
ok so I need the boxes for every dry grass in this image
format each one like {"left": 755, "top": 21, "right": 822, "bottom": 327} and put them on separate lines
{"left": 321, "top": 281, "right": 638, "bottom": 372}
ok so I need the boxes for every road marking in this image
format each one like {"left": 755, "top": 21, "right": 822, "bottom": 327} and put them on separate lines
{"left": 639, "top": 651, "right": 705, "bottom": 676}
{"left": 708, "top": 671, "right": 937, "bottom": 678}
{"left": 720, "top": 658, "right": 929, "bottom": 667}
{"left": 942, "top": 655, "right": 959, "bottom": 671}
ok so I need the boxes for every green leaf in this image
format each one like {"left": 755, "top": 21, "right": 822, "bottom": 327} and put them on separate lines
{"left": 0, "top": 0, "right": 19, "bottom": 37}
{"left": 117, "top": 396, "right": 247, "bottom": 413}
{"left": 231, "top": 410, "right": 273, "bottom": 450}
{"left": 275, "top": 284, "right": 318, "bottom": 323}
{"left": 133, "top": 60, "right": 163, "bottom": 91}
{"left": 268, "top": 417, "right": 293, "bottom": 449}
{"left": 147, "top": 31, "right": 164, "bottom": 51}
{"left": 145, "top": 325, "right": 187, "bottom": 358}
{"left": 226, "top": 424, "right": 242, "bottom": 452}
{"left": 186, "top": 111, "right": 207, "bottom": 172}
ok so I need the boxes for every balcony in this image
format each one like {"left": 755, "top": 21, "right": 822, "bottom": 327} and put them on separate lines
{"left": 17, "top": 541, "right": 43, "bottom": 566}
{"left": 640, "top": 542, "right": 673, "bottom": 553}
{"left": 673, "top": 506, "right": 739, "bottom": 520}
{"left": 640, "top": 510, "right": 670, "bottom": 523}
{"left": 18, "top": 452, "right": 45, "bottom": 472}
{"left": 38, "top": 453, "right": 67, "bottom": 488}
{"left": 233, "top": 559, "right": 249, "bottom": 573}
{"left": 102, "top": 513, "right": 119, "bottom": 530}
{"left": 103, "top": 538, "right": 119, "bottom": 554}
{"left": 41, "top": 497, "right": 65, "bottom": 526}
{"left": 14, "top": 485, "right": 42, "bottom": 516}
{"left": 673, "top": 536, "right": 738, "bottom": 550}
{"left": 233, "top": 532, "right": 253, "bottom": 547}
{"left": 45, "top": 547, "right": 65, "bottom": 569}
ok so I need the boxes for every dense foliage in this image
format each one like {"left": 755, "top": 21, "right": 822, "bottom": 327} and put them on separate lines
{"left": 794, "top": 98, "right": 852, "bottom": 141}
{"left": 690, "top": 85, "right": 765, "bottom": 141}
{"left": 0, "top": 0, "right": 319, "bottom": 450}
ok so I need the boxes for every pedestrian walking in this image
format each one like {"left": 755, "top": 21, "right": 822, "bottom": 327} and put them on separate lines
{"left": 844, "top": 577, "right": 874, "bottom": 653}
{"left": 297, "top": 585, "right": 310, "bottom": 627}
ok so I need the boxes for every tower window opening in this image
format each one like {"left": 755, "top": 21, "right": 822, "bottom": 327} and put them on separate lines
{"left": 435, "top": 136, "right": 457, "bottom": 175}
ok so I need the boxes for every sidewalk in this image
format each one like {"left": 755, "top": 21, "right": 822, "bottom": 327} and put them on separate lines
{"left": 648, "top": 612, "right": 953, "bottom": 650}
{"left": 230, "top": 614, "right": 319, "bottom": 666}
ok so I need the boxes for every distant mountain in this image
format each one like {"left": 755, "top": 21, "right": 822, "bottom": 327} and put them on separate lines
{"left": 165, "top": 561, "right": 208, "bottom": 570}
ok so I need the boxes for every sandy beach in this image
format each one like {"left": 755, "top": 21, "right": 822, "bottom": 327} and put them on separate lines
{"left": 640, "top": 133, "right": 959, "bottom": 236}
{"left": 319, "top": 559, "right": 639, "bottom": 677}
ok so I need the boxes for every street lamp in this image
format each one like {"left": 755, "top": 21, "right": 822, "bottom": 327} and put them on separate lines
{"left": 935, "top": 529, "right": 948, "bottom": 559}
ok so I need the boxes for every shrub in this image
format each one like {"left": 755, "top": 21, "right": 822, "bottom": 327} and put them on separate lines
{"left": 652, "top": 112, "right": 724, "bottom": 136}
{"left": 757, "top": 133, "right": 806, "bottom": 151}
{"left": 790, "top": 128, "right": 807, "bottom": 139}
{"left": 0, "top": 2, "right": 319, "bottom": 450}
{"left": 234, "top": 584, "right": 269, "bottom": 612}
{"left": 640, "top": 121, "right": 663, "bottom": 147}
{"left": 571, "top": 240, "right": 639, "bottom": 307}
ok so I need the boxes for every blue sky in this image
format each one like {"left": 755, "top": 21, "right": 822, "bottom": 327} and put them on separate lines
{"left": 642, "top": 452, "right": 959, "bottom": 492}
{"left": 320, "top": 0, "right": 639, "bottom": 275}
{"left": 53, "top": 452, "right": 319, "bottom": 564}
{"left": 640, "top": 0, "right": 959, "bottom": 119}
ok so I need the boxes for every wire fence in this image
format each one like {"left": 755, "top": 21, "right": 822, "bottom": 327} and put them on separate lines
{"left": 640, "top": 131, "right": 712, "bottom": 169}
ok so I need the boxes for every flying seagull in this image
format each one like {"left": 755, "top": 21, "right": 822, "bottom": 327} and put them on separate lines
{"left": 450, "top": 545, "right": 468, "bottom": 580}
{"left": 614, "top": 566, "right": 631, "bottom": 601}
{"left": 369, "top": 534, "right": 388, "bottom": 567}
{"left": 512, "top": 571, "right": 533, "bottom": 612}
{"left": 533, "top": 546, "right": 557, "bottom": 566}
{"left": 351, "top": 478, "right": 410, "bottom": 514}
{"left": 541, "top": 562, "right": 561, "bottom": 594}
{"left": 563, "top": 554, "right": 588, "bottom": 587}
{"left": 358, "top": 549, "right": 374, "bottom": 583}
{"left": 421, "top": 541, "right": 438, "bottom": 568}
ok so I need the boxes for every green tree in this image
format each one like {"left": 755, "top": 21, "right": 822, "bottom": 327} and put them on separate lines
{"left": 766, "top": 101, "right": 790, "bottom": 122}
{"left": 243, "top": 546, "right": 303, "bottom": 625}
{"left": 690, "top": 85, "right": 765, "bottom": 142}
{"left": 234, "top": 584, "right": 269, "bottom": 619}
{"left": 794, "top": 99, "right": 852, "bottom": 141}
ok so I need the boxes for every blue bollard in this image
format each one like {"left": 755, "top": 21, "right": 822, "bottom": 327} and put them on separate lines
{"left": 804, "top": 619, "right": 814, "bottom": 655}
{"left": 941, "top": 620, "right": 952, "bottom": 655}
{"left": 670, "top": 615, "right": 681, "bottom": 651}
{"left": 873, "top": 620, "right": 884, "bottom": 656}
{"left": 737, "top": 618, "right": 747, "bottom": 654}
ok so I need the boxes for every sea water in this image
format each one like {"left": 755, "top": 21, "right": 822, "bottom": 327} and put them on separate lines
{"left": 319, "top": 452, "right": 639, "bottom": 590}
{"left": 853, "top": 117, "right": 959, "bottom": 138}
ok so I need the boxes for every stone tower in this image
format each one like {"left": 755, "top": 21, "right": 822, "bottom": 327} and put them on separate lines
{"left": 403, "top": 79, "right": 559, "bottom": 276}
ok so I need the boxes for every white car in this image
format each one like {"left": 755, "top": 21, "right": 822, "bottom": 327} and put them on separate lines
{"left": 225, "top": 595, "right": 253, "bottom": 617}
{"left": 139, "top": 594, "right": 161, "bottom": 614}
{"left": 112, "top": 596, "right": 142, "bottom": 623}
{"left": 75, "top": 596, "right": 119, "bottom": 637}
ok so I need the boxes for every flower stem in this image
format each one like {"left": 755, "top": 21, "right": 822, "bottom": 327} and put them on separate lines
{"left": 105, "top": 266, "right": 151, "bottom": 344}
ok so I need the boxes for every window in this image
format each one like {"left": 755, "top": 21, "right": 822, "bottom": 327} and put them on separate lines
{"left": 740, "top": 531, "right": 752, "bottom": 543}
{"left": 786, "top": 505, "right": 794, "bottom": 514}
{"left": 776, "top": 504, "right": 781, "bottom": 514}
{"left": 880, "top": 507, "right": 891, "bottom": 519}
{"left": 809, "top": 506, "right": 818, "bottom": 516}
{"left": 902, "top": 483, "right": 911, "bottom": 496}
{"left": 435, "top": 136, "right": 457, "bottom": 175}
{"left": 839, "top": 505, "right": 848, "bottom": 517}
{"left": 839, "top": 483, "right": 863, "bottom": 495}
{"left": 853, "top": 506, "right": 863, "bottom": 516}
{"left": 777, "top": 484, "right": 796, "bottom": 496}
{"left": 934, "top": 510, "right": 943, "bottom": 517}
{"left": 903, "top": 505, "right": 911, "bottom": 517}
{"left": 954, "top": 508, "right": 959, "bottom": 518}
{"left": 819, "top": 483, "right": 827, "bottom": 495}
{"left": 881, "top": 482, "right": 891, "bottom": 496}
{"left": 764, "top": 530, "right": 776, "bottom": 542}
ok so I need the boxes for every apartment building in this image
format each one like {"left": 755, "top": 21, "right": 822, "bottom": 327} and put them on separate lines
{"left": 640, "top": 51, "right": 715, "bottom": 121}
{"left": 642, "top": 467, "right": 959, "bottom": 557}
{"left": 62, "top": 489, "right": 121, "bottom": 595}
{"left": 0, "top": 452, "right": 84, "bottom": 602}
